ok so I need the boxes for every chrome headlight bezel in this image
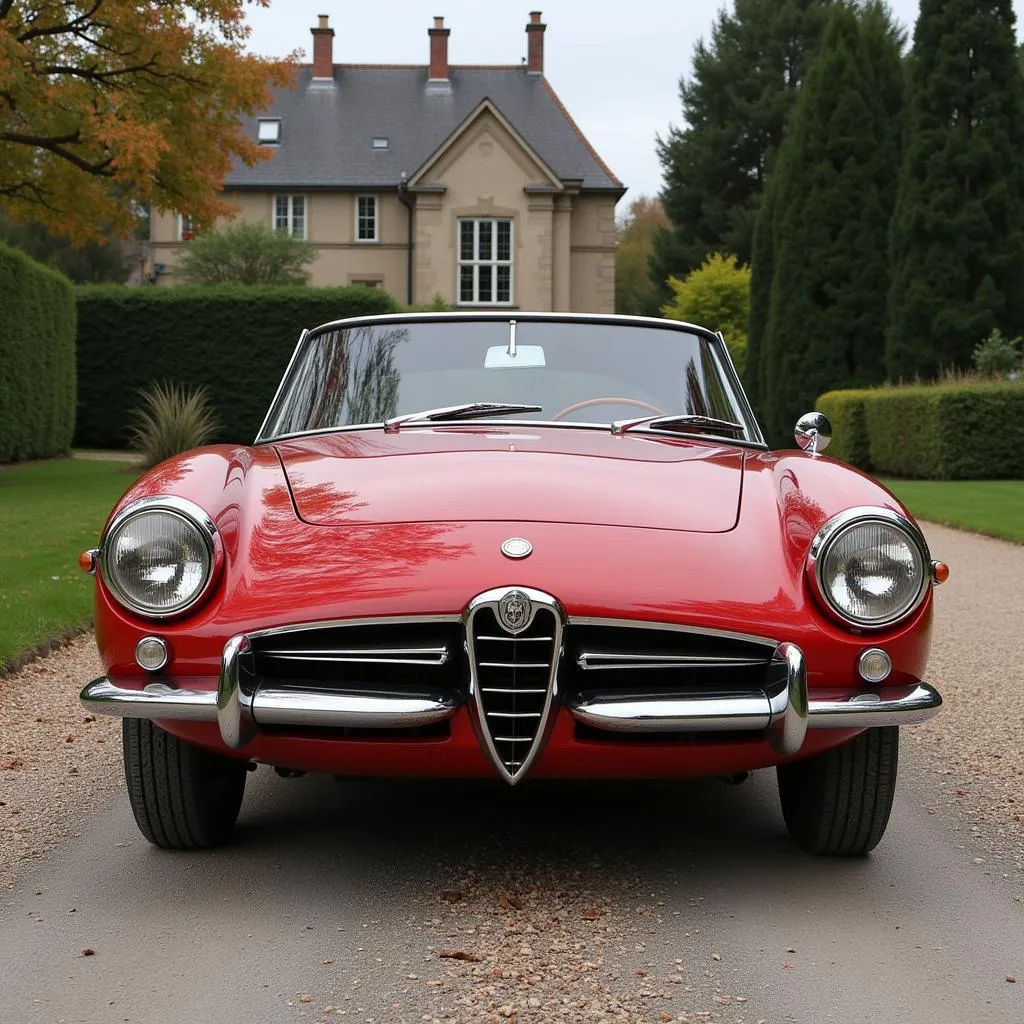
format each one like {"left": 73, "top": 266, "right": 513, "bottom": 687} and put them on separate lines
{"left": 99, "top": 496, "right": 222, "bottom": 619}
{"left": 807, "top": 507, "right": 930, "bottom": 630}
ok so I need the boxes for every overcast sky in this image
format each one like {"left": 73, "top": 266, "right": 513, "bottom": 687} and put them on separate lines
{"left": 243, "top": 1, "right": 1020, "bottom": 210}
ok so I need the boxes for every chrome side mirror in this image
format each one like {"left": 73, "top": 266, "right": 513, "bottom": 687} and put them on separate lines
{"left": 795, "top": 412, "right": 832, "bottom": 456}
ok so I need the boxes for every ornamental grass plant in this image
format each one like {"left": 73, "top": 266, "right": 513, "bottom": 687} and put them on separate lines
{"left": 128, "top": 381, "right": 219, "bottom": 469}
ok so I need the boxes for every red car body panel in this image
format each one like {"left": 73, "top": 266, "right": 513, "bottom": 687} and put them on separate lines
{"left": 93, "top": 424, "right": 932, "bottom": 780}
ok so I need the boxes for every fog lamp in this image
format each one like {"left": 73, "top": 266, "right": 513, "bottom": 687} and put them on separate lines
{"left": 857, "top": 647, "right": 891, "bottom": 684}
{"left": 136, "top": 636, "right": 169, "bottom": 672}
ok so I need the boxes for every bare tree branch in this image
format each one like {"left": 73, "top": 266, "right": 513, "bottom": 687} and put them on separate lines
{"left": 17, "top": 0, "right": 105, "bottom": 44}
{"left": 0, "top": 130, "right": 115, "bottom": 176}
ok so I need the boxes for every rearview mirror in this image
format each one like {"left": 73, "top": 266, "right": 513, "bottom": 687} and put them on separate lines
{"left": 484, "top": 345, "right": 546, "bottom": 369}
{"left": 795, "top": 412, "right": 832, "bottom": 455}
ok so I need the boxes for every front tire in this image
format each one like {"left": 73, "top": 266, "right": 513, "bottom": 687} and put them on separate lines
{"left": 777, "top": 727, "right": 899, "bottom": 856}
{"left": 123, "top": 719, "right": 247, "bottom": 849}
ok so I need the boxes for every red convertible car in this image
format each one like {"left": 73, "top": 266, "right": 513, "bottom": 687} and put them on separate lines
{"left": 80, "top": 313, "right": 944, "bottom": 855}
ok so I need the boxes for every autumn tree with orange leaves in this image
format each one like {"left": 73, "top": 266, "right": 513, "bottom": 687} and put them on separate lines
{"left": 0, "top": 1, "right": 294, "bottom": 242}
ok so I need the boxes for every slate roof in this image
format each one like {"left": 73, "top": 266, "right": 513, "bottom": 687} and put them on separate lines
{"left": 224, "top": 66, "right": 623, "bottom": 192}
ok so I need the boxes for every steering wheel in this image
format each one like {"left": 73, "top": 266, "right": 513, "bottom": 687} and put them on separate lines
{"left": 551, "top": 397, "right": 666, "bottom": 421}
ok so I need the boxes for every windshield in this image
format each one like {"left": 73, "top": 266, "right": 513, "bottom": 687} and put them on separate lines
{"left": 258, "top": 317, "right": 761, "bottom": 443}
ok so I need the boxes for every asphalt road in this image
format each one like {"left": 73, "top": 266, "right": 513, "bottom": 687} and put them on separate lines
{"left": 1, "top": 764, "right": 1021, "bottom": 1024}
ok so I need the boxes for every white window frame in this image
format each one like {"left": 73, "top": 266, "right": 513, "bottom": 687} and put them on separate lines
{"left": 458, "top": 218, "right": 514, "bottom": 306}
{"left": 355, "top": 195, "right": 379, "bottom": 242}
{"left": 177, "top": 214, "right": 195, "bottom": 241}
{"left": 258, "top": 118, "right": 281, "bottom": 145}
{"left": 274, "top": 194, "right": 306, "bottom": 239}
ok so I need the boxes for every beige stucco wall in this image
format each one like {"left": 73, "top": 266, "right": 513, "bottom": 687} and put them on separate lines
{"left": 150, "top": 191, "right": 410, "bottom": 293}
{"left": 569, "top": 194, "right": 618, "bottom": 314}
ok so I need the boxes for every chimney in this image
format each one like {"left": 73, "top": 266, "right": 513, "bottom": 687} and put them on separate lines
{"left": 429, "top": 16, "right": 450, "bottom": 82}
{"left": 526, "top": 11, "right": 545, "bottom": 75}
{"left": 311, "top": 14, "right": 335, "bottom": 80}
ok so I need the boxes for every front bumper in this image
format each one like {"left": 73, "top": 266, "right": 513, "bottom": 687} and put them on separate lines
{"left": 81, "top": 635, "right": 942, "bottom": 764}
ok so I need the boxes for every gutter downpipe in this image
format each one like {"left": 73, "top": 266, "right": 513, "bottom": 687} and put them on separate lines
{"left": 397, "top": 173, "right": 414, "bottom": 306}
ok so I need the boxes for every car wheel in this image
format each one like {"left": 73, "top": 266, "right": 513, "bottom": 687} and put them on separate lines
{"left": 776, "top": 726, "right": 899, "bottom": 856}
{"left": 122, "top": 719, "right": 247, "bottom": 849}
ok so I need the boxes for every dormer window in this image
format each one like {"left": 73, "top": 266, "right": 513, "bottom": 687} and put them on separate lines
{"left": 371, "top": 137, "right": 390, "bottom": 150}
{"left": 258, "top": 119, "right": 281, "bottom": 145}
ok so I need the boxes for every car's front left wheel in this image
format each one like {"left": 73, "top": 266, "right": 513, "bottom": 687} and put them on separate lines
{"left": 123, "top": 719, "right": 247, "bottom": 849}
{"left": 777, "top": 726, "right": 899, "bottom": 856}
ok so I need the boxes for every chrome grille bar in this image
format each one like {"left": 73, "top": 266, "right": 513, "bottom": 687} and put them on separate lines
{"left": 577, "top": 651, "right": 766, "bottom": 671}
{"left": 260, "top": 646, "right": 449, "bottom": 666}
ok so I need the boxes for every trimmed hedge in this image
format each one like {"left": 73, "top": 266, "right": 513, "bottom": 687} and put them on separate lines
{"left": 74, "top": 285, "right": 398, "bottom": 448}
{"left": 0, "top": 243, "right": 76, "bottom": 462}
{"left": 815, "top": 381, "right": 1024, "bottom": 479}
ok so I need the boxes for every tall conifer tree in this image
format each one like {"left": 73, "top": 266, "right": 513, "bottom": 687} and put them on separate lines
{"left": 747, "top": 1, "right": 905, "bottom": 443}
{"left": 650, "top": 0, "right": 834, "bottom": 303}
{"left": 886, "top": 0, "right": 1024, "bottom": 379}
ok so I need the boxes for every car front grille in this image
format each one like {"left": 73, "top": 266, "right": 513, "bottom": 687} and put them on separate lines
{"left": 249, "top": 619, "right": 466, "bottom": 703}
{"left": 468, "top": 602, "right": 561, "bottom": 782}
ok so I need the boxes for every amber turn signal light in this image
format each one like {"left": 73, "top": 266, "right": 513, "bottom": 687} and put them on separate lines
{"left": 931, "top": 560, "right": 949, "bottom": 585}
{"left": 79, "top": 549, "right": 97, "bottom": 574}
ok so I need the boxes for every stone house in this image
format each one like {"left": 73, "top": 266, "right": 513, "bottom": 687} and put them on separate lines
{"left": 148, "top": 12, "right": 625, "bottom": 311}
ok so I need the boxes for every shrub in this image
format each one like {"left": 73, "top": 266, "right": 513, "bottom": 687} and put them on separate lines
{"left": 0, "top": 242, "right": 76, "bottom": 462}
{"left": 178, "top": 222, "right": 316, "bottom": 286}
{"left": 128, "top": 381, "right": 220, "bottom": 468}
{"left": 972, "top": 329, "right": 1022, "bottom": 377}
{"left": 816, "top": 380, "right": 1024, "bottom": 479}
{"left": 74, "top": 284, "right": 398, "bottom": 448}
{"left": 815, "top": 389, "right": 873, "bottom": 469}
{"left": 662, "top": 253, "right": 750, "bottom": 373}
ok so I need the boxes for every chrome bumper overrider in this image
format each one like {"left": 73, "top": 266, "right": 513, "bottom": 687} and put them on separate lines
{"left": 80, "top": 632, "right": 942, "bottom": 757}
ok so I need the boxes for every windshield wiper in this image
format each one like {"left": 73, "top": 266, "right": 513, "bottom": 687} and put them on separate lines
{"left": 383, "top": 402, "right": 542, "bottom": 432}
{"left": 612, "top": 413, "right": 745, "bottom": 437}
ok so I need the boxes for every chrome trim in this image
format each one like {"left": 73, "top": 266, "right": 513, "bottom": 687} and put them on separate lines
{"left": 794, "top": 411, "right": 832, "bottom": 456}
{"left": 464, "top": 586, "right": 565, "bottom": 785}
{"left": 570, "top": 693, "right": 772, "bottom": 733}
{"left": 244, "top": 613, "right": 462, "bottom": 640}
{"left": 255, "top": 327, "right": 308, "bottom": 442}
{"left": 808, "top": 683, "right": 942, "bottom": 728}
{"left": 508, "top": 318, "right": 517, "bottom": 357}
{"left": 479, "top": 660, "right": 550, "bottom": 669}
{"left": 576, "top": 651, "right": 767, "bottom": 671}
{"left": 477, "top": 634, "right": 552, "bottom": 642}
{"left": 250, "top": 690, "right": 456, "bottom": 729}
{"left": 135, "top": 636, "right": 169, "bottom": 673}
{"left": 259, "top": 646, "right": 449, "bottom": 666}
{"left": 217, "top": 634, "right": 256, "bottom": 749}
{"left": 807, "top": 507, "right": 931, "bottom": 630}
{"left": 99, "top": 496, "right": 221, "bottom": 620}
{"left": 567, "top": 616, "right": 778, "bottom": 650}
{"left": 84, "top": 547, "right": 99, "bottom": 576}
{"left": 766, "top": 642, "right": 808, "bottom": 756}
{"left": 80, "top": 677, "right": 218, "bottom": 720}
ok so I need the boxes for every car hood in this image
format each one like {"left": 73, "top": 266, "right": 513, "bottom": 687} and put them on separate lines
{"left": 275, "top": 426, "right": 745, "bottom": 533}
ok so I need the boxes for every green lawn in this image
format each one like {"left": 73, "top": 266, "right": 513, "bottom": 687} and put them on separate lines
{"left": 0, "top": 458, "right": 137, "bottom": 670}
{"left": 882, "top": 479, "right": 1024, "bottom": 543}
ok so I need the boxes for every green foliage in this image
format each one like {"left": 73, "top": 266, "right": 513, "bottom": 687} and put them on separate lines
{"left": 615, "top": 196, "right": 669, "bottom": 316}
{"left": 886, "top": 0, "right": 1024, "bottom": 380}
{"left": 748, "top": 1, "right": 905, "bottom": 444}
{"left": 0, "top": 242, "right": 77, "bottom": 463}
{"left": 662, "top": 253, "right": 750, "bottom": 372}
{"left": 815, "top": 389, "right": 873, "bottom": 468}
{"left": 0, "top": 213, "right": 132, "bottom": 284}
{"left": 178, "top": 222, "right": 317, "bottom": 286}
{"left": 652, "top": 0, "right": 834, "bottom": 300}
{"left": 128, "top": 381, "right": 220, "bottom": 469}
{"left": 973, "top": 328, "right": 1022, "bottom": 376}
{"left": 815, "top": 380, "right": 1024, "bottom": 479}
{"left": 74, "top": 285, "right": 398, "bottom": 448}
{"left": 402, "top": 292, "right": 453, "bottom": 312}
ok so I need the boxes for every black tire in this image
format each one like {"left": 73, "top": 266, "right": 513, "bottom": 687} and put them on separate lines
{"left": 123, "top": 719, "right": 247, "bottom": 850}
{"left": 777, "top": 726, "right": 899, "bottom": 856}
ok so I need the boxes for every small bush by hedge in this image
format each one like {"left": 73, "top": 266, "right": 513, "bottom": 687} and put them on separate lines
{"left": 815, "top": 380, "right": 1024, "bottom": 479}
{"left": 74, "top": 284, "right": 398, "bottom": 449}
{"left": 0, "top": 243, "right": 76, "bottom": 462}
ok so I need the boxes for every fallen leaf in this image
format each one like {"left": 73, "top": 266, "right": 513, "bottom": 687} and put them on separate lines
{"left": 1007, "top": 975, "right": 1017, "bottom": 984}
{"left": 440, "top": 890, "right": 462, "bottom": 904}
{"left": 497, "top": 892, "right": 522, "bottom": 911}
{"left": 65, "top": 735, "right": 74, "bottom": 743}
{"left": 83, "top": 715, "right": 96, "bottom": 723}
{"left": 81, "top": 948, "right": 95, "bottom": 957}
{"left": 782, "top": 963, "right": 794, "bottom": 969}
{"left": 786, "top": 947, "right": 797, "bottom": 953}
{"left": 438, "top": 949, "right": 481, "bottom": 962}
{"left": 711, "top": 953, "right": 721, "bottom": 962}
{"left": 0, "top": 758, "right": 24, "bottom": 770}
{"left": 660, "top": 1013, "right": 673, "bottom": 1022}
{"left": 298, "top": 994, "right": 312, "bottom": 1003}
{"left": 582, "top": 908, "right": 603, "bottom": 920}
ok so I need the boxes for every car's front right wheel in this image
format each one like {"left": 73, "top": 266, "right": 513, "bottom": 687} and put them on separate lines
{"left": 777, "top": 726, "right": 899, "bottom": 856}
{"left": 123, "top": 719, "right": 247, "bottom": 849}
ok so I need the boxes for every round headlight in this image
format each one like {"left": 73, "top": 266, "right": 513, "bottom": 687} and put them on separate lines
{"left": 809, "top": 510, "right": 929, "bottom": 628}
{"left": 102, "top": 499, "right": 216, "bottom": 617}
